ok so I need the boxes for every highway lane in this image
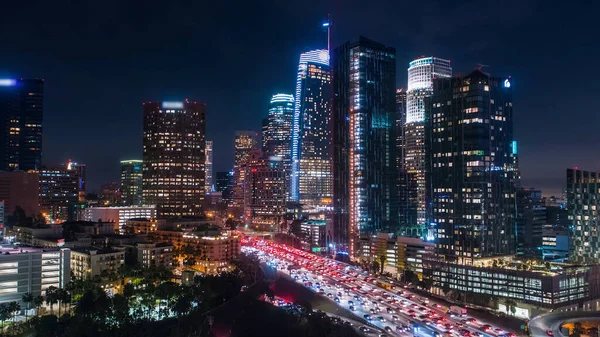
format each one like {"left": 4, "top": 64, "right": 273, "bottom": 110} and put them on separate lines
{"left": 243, "top": 238, "right": 519, "bottom": 337}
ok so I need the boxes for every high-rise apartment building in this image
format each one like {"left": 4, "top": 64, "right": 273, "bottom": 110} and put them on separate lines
{"left": 205, "top": 140, "right": 214, "bottom": 193}
{"left": 142, "top": 101, "right": 206, "bottom": 217}
{"left": 404, "top": 57, "right": 452, "bottom": 234}
{"left": 262, "top": 94, "right": 294, "bottom": 179}
{"left": 0, "top": 78, "right": 43, "bottom": 172}
{"left": 332, "top": 37, "right": 397, "bottom": 256}
{"left": 231, "top": 131, "right": 258, "bottom": 213}
{"left": 243, "top": 149, "right": 286, "bottom": 227}
{"left": 290, "top": 50, "right": 333, "bottom": 219}
{"left": 428, "top": 70, "right": 516, "bottom": 262}
{"left": 39, "top": 163, "right": 82, "bottom": 222}
{"left": 567, "top": 168, "right": 600, "bottom": 264}
{"left": 120, "top": 160, "right": 143, "bottom": 206}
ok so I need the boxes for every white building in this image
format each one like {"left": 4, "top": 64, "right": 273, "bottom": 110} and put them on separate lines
{"left": 79, "top": 205, "right": 157, "bottom": 234}
{"left": 0, "top": 246, "right": 70, "bottom": 304}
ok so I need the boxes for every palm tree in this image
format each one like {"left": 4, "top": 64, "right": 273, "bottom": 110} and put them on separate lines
{"left": 8, "top": 301, "right": 20, "bottom": 324}
{"left": 57, "top": 288, "right": 70, "bottom": 317}
{"left": 378, "top": 255, "right": 387, "bottom": 274}
{"left": 45, "top": 286, "right": 59, "bottom": 315}
{"left": 0, "top": 303, "right": 9, "bottom": 332}
{"left": 22, "top": 292, "right": 33, "bottom": 321}
{"left": 33, "top": 295, "right": 44, "bottom": 316}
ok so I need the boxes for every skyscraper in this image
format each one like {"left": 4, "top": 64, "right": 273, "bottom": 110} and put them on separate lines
{"left": 120, "top": 160, "right": 143, "bottom": 206}
{"left": 262, "top": 94, "right": 294, "bottom": 177}
{"left": 67, "top": 159, "right": 86, "bottom": 202}
{"left": 205, "top": 140, "right": 214, "bottom": 193}
{"left": 567, "top": 168, "right": 600, "bottom": 264}
{"left": 243, "top": 149, "right": 286, "bottom": 227}
{"left": 404, "top": 57, "right": 451, "bottom": 236}
{"left": 231, "top": 131, "right": 258, "bottom": 213}
{"left": 428, "top": 70, "right": 516, "bottom": 262}
{"left": 0, "top": 78, "right": 43, "bottom": 172}
{"left": 39, "top": 163, "right": 81, "bottom": 222}
{"left": 396, "top": 89, "right": 410, "bottom": 230}
{"left": 332, "top": 37, "right": 397, "bottom": 256}
{"left": 142, "top": 101, "right": 206, "bottom": 217}
{"left": 290, "top": 49, "right": 332, "bottom": 209}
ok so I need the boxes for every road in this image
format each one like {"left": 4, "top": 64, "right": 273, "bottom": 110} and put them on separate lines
{"left": 529, "top": 311, "right": 600, "bottom": 337}
{"left": 242, "top": 237, "right": 520, "bottom": 337}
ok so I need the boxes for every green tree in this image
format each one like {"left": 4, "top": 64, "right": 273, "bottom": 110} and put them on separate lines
{"left": 378, "top": 255, "right": 386, "bottom": 274}
{"left": 22, "top": 292, "right": 33, "bottom": 321}
{"left": 371, "top": 260, "right": 379, "bottom": 274}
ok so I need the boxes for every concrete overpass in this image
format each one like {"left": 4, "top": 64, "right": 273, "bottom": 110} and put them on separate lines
{"left": 529, "top": 311, "right": 600, "bottom": 337}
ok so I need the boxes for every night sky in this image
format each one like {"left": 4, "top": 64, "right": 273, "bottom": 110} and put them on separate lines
{"left": 0, "top": 0, "right": 597, "bottom": 196}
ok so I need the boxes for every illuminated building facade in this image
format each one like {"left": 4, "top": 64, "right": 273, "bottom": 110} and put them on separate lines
{"left": 0, "top": 78, "right": 43, "bottom": 172}
{"left": 291, "top": 49, "right": 332, "bottom": 210}
{"left": 205, "top": 140, "right": 214, "bottom": 193}
{"left": 79, "top": 205, "right": 157, "bottom": 234}
{"left": 395, "top": 89, "right": 412, "bottom": 230}
{"left": 332, "top": 37, "right": 397, "bottom": 256}
{"left": 39, "top": 163, "right": 82, "bottom": 222}
{"left": 142, "top": 101, "right": 206, "bottom": 217}
{"left": 120, "top": 159, "right": 143, "bottom": 206}
{"left": 567, "top": 168, "right": 600, "bottom": 264}
{"left": 262, "top": 94, "right": 294, "bottom": 179}
{"left": 405, "top": 57, "right": 452, "bottom": 233}
{"left": 243, "top": 149, "right": 286, "bottom": 227}
{"left": 231, "top": 131, "right": 258, "bottom": 213}
{"left": 427, "top": 70, "right": 516, "bottom": 262}
{"left": 67, "top": 160, "right": 86, "bottom": 202}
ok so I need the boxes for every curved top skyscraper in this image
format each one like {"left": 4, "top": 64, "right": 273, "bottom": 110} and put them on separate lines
{"left": 403, "top": 56, "right": 451, "bottom": 235}
{"left": 290, "top": 50, "right": 332, "bottom": 218}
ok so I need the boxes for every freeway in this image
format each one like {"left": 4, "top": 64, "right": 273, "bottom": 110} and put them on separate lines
{"left": 529, "top": 311, "right": 600, "bottom": 337}
{"left": 243, "top": 237, "right": 519, "bottom": 337}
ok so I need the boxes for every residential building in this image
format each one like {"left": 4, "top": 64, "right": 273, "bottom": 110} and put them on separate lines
{"left": 0, "top": 171, "right": 39, "bottom": 218}
{"left": 290, "top": 50, "right": 333, "bottom": 221}
{"left": 78, "top": 205, "right": 157, "bottom": 234}
{"left": 404, "top": 57, "right": 452, "bottom": 234}
{"left": 153, "top": 229, "right": 241, "bottom": 274}
{"left": 142, "top": 101, "right": 206, "bottom": 217}
{"left": 124, "top": 218, "right": 163, "bottom": 234}
{"left": 63, "top": 220, "right": 116, "bottom": 237}
{"left": 243, "top": 149, "right": 286, "bottom": 227}
{"left": 134, "top": 242, "right": 174, "bottom": 268}
{"left": 70, "top": 247, "right": 125, "bottom": 279}
{"left": 0, "top": 246, "right": 70, "bottom": 304}
{"left": 427, "top": 70, "right": 516, "bottom": 262}
{"left": 332, "top": 37, "right": 397, "bottom": 256}
{"left": 517, "top": 188, "right": 546, "bottom": 250}
{"left": 99, "top": 181, "right": 120, "bottom": 206}
{"left": 231, "top": 131, "right": 258, "bottom": 213}
{"left": 0, "top": 78, "right": 43, "bottom": 172}
{"left": 567, "top": 168, "right": 600, "bottom": 264}
{"left": 120, "top": 160, "right": 143, "bottom": 206}
{"left": 13, "top": 224, "right": 63, "bottom": 244}
{"left": 205, "top": 140, "right": 214, "bottom": 193}
{"left": 39, "top": 163, "right": 81, "bottom": 222}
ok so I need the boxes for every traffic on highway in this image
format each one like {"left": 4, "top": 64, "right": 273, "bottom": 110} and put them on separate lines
{"left": 242, "top": 237, "right": 518, "bottom": 337}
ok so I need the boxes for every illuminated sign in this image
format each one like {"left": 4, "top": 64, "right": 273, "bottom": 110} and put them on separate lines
{"left": 0, "top": 79, "right": 16, "bottom": 86}
{"left": 512, "top": 140, "right": 518, "bottom": 155}
{"left": 504, "top": 79, "right": 511, "bottom": 88}
{"left": 162, "top": 101, "right": 183, "bottom": 109}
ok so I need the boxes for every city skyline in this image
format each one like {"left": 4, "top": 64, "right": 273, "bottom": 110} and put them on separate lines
{"left": 0, "top": 1, "right": 597, "bottom": 197}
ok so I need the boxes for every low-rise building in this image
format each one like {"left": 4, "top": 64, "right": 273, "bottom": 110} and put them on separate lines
{"left": 542, "top": 228, "right": 569, "bottom": 261}
{"left": 134, "top": 242, "right": 174, "bottom": 268}
{"left": 124, "top": 218, "right": 164, "bottom": 234}
{"left": 300, "top": 220, "right": 326, "bottom": 252}
{"left": 70, "top": 247, "right": 125, "bottom": 279}
{"left": 78, "top": 205, "right": 157, "bottom": 234}
{"left": 397, "top": 236, "right": 434, "bottom": 279}
{"left": 63, "top": 220, "right": 116, "bottom": 237}
{"left": 0, "top": 246, "right": 70, "bottom": 304}
{"left": 426, "top": 257, "right": 600, "bottom": 318}
{"left": 13, "top": 225, "right": 63, "bottom": 245}
{"left": 153, "top": 229, "right": 240, "bottom": 274}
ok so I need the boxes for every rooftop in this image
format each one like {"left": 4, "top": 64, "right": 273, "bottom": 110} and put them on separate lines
{"left": 72, "top": 247, "right": 123, "bottom": 255}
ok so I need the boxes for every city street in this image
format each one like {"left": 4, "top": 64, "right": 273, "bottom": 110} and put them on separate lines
{"left": 243, "top": 238, "right": 520, "bottom": 337}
